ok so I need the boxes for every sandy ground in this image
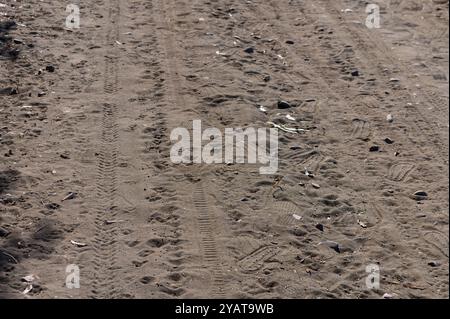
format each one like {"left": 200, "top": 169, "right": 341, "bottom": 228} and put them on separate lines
{"left": 0, "top": 0, "right": 449, "bottom": 299}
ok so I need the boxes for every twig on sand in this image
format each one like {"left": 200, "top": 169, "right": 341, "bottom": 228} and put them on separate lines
{"left": 267, "top": 122, "right": 308, "bottom": 133}
{"left": 0, "top": 250, "right": 18, "bottom": 264}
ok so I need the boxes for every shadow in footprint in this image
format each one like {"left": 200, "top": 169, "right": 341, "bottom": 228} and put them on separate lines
{"left": 0, "top": 169, "right": 20, "bottom": 195}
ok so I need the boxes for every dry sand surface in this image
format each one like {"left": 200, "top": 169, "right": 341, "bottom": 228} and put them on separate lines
{"left": 0, "top": 0, "right": 449, "bottom": 299}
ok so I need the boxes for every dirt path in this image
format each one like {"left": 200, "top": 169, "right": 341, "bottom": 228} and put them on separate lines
{"left": 0, "top": 0, "right": 448, "bottom": 299}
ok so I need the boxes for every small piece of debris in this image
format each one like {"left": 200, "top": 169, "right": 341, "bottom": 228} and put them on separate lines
{"left": 382, "top": 293, "right": 396, "bottom": 299}
{"left": 286, "top": 114, "right": 296, "bottom": 121}
{"left": 305, "top": 169, "right": 315, "bottom": 178}
{"left": 316, "top": 224, "right": 324, "bottom": 232}
{"left": 22, "top": 274, "right": 38, "bottom": 283}
{"left": 258, "top": 105, "right": 267, "bottom": 113}
{"left": 384, "top": 138, "right": 394, "bottom": 144}
{"left": 70, "top": 240, "right": 87, "bottom": 248}
{"left": 370, "top": 145, "right": 380, "bottom": 152}
{"left": 311, "top": 183, "right": 321, "bottom": 189}
{"left": 358, "top": 220, "right": 368, "bottom": 228}
{"left": 105, "top": 220, "right": 124, "bottom": 225}
{"left": 267, "top": 122, "right": 307, "bottom": 134}
{"left": 22, "top": 284, "right": 33, "bottom": 295}
{"left": 62, "top": 192, "right": 77, "bottom": 201}
{"left": 387, "top": 114, "right": 394, "bottom": 123}
{"left": 292, "top": 214, "right": 302, "bottom": 221}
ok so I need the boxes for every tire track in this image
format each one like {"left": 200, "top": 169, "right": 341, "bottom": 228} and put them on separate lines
{"left": 92, "top": 103, "right": 120, "bottom": 298}
{"left": 242, "top": 0, "right": 447, "bottom": 296}
{"left": 323, "top": 0, "right": 449, "bottom": 162}
{"left": 193, "top": 184, "right": 227, "bottom": 297}
{"left": 151, "top": 0, "right": 233, "bottom": 297}
{"left": 91, "top": 0, "right": 122, "bottom": 298}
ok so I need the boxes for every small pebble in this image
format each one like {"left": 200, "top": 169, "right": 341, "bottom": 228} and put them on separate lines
{"left": 411, "top": 191, "right": 428, "bottom": 201}
{"left": 277, "top": 100, "right": 292, "bottom": 109}
{"left": 244, "top": 47, "right": 255, "bottom": 54}
{"left": 428, "top": 261, "right": 440, "bottom": 267}
{"left": 45, "top": 65, "right": 55, "bottom": 73}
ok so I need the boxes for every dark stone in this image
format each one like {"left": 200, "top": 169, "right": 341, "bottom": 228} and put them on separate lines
{"left": 45, "top": 65, "right": 55, "bottom": 72}
{"left": 411, "top": 191, "right": 428, "bottom": 201}
{"left": 277, "top": 100, "right": 292, "bottom": 109}
{"left": 0, "top": 87, "right": 17, "bottom": 95}
{"left": 244, "top": 47, "right": 255, "bottom": 54}
{"left": 428, "top": 261, "right": 440, "bottom": 267}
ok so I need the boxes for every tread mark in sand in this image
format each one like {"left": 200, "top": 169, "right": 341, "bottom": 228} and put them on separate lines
{"left": 238, "top": 245, "right": 280, "bottom": 274}
{"left": 272, "top": 201, "right": 303, "bottom": 226}
{"left": 351, "top": 119, "right": 371, "bottom": 141}
{"left": 423, "top": 231, "right": 449, "bottom": 258}
{"left": 297, "top": 149, "right": 324, "bottom": 173}
{"left": 387, "top": 163, "right": 416, "bottom": 182}
{"left": 92, "top": 104, "right": 120, "bottom": 298}
{"left": 192, "top": 184, "right": 227, "bottom": 297}
{"left": 91, "top": 0, "right": 122, "bottom": 299}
